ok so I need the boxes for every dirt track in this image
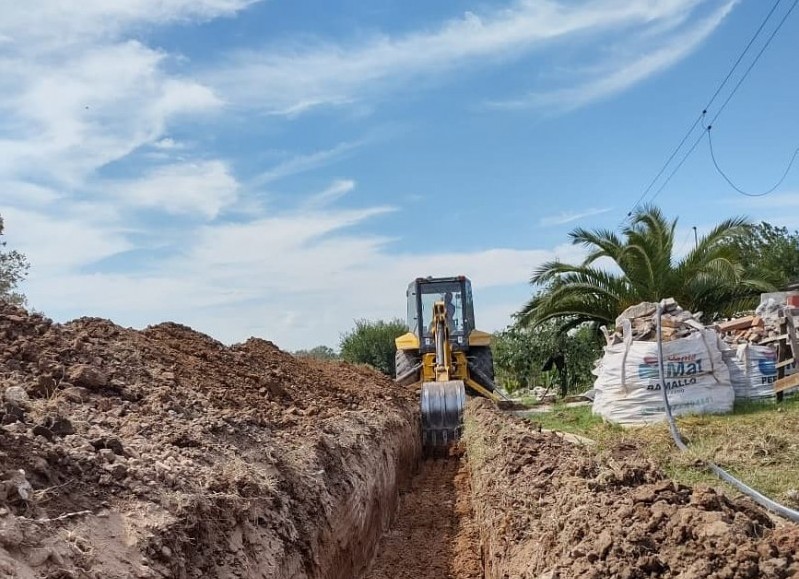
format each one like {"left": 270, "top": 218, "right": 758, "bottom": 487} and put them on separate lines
{"left": 363, "top": 458, "right": 482, "bottom": 579}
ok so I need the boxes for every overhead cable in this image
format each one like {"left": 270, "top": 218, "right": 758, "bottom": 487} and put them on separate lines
{"left": 623, "top": 0, "right": 793, "bottom": 216}
{"left": 707, "top": 129, "right": 799, "bottom": 197}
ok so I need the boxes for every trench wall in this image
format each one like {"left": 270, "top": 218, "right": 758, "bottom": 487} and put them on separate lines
{"left": 463, "top": 399, "right": 799, "bottom": 579}
{"left": 171, "top": 411, "right": 423, "bottom": 579}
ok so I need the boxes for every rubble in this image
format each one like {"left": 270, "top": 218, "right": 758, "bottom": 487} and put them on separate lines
{"left": 608, "top": 299, "right": 703, "bottom": 344}
{"left": 715, "top": 315, "right": 776, "bottom": 345}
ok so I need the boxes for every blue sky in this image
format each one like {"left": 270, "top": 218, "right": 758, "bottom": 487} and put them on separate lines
{"left": 1, "top": 0, "right": 797, "bottom": 350}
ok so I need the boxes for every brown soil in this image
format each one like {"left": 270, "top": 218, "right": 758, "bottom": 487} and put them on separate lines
{"left": 363, "top": 456, "right": 482, "bottom": 579}
{"left": 7, "top": 296, "right": 799, "bottom": 579}
{"left": 465, "top": 399, "right": 799, "bottom": 579}
{"left": 0, "top": 302, "right": 419, "bottom": 578}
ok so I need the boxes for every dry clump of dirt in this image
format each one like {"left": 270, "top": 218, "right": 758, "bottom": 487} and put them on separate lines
{"left": 465, "top": 399, "right": 799, "bottom": 579}
{"left": 0, "top": 302, "right": 418, "bottom": 578}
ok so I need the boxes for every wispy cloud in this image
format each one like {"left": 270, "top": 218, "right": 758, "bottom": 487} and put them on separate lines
{"left": 497, "top": 0, "right": 738, "bottom": 111}
{"left": 111, "top": 161, "right": 240, "bottom": 219}
{"left": 0, "top": 40, "right": 221, "bottom": 187}
{"left": 0, "top": 1, "right": 259, "bottom": 49}
{"left": 302, "top": 179, "right": 356, "bottom": 210}
{"left": 249, "top": 140, "right": 364, "bottom": 186}
{"left": 539, "top": 207, "right": 612, "bottom": 226}
{"left": 208, "top": 0, "right": 729, "bottom": 115}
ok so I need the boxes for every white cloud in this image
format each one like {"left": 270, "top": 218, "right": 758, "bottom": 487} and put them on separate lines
{"left": 303, "top": 180, "right": 356, "bottom": 209}
{"left": 501, "top": 0, "right": 738, "bottom": 110}
{"left": 0, "top": 0, "right": 739, "bottom": 352}
{"left": 250, "top": 140, "right": 365, "bottom": 186}
{"left": 16, "top": 199, "right": 585, "bottom": 349}
{"left": 152, "top": 138, "right": 184, "bottom": 150}
{"left": 0, "top": 41, "right": 221, "bottom": 186}
{"left": 209, "top": 0, "right": 726, "bottom": 115}
{"left": 0, "top": 1, "right": 258, "bottom": 49}
{"left": 0, "top": 181, "right": 62, "bottom": 207}
{"left": 112, "top": 161, "right": 240, "bottom": 219}
{"left": 540, "top": 207, "right": 612, "bottom": 226}
{"left": 2, "top": 207, "right": 131, "bottom": 271}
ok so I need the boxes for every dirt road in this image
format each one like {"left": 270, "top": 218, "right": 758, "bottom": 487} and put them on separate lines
{"left": 363, "top": 457, "right": 482, "bottom": 579}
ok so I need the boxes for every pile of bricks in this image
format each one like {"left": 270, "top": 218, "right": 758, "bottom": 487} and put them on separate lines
{"left": 714, "top": 315, "right": 775, "bottom": 345}
{"left": 605, "top": 299, "right": 704, "bottom": 344}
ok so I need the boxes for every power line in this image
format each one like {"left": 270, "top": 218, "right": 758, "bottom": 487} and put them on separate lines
{"left": 706, "top": 0, "right": 799, "bottom": 129}
{"left": 623, "top": 0, "right": 790, "bottom": 218}
{"left": 708, "top": 128, "right": 799, "bottom": 197}
{"left": 649, "top": 125, "right": 708, "bottom": 204}
{"left": 704, "top": 0, "right": 785, "bottom": 109}
{"left": 624, "top": 113, "right": 703, "bottom": 218}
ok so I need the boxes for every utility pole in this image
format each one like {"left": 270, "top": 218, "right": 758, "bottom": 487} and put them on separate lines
{"left": 692, "top": 226, "right": 698, "bottom": 249}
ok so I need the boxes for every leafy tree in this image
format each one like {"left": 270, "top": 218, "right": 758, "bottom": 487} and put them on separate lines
{"left": 730, "top": 222, "right": 799, "bottom": 288}
{"left": 0, "top": 215, "right": 29, "bottom": 305}
{"left": 493, "top": 321, "right": 601, "bottom": 395}
{"left": 293, "top": 345, "right": 339, "bottom": 360}
{"left": 339, "top": 318, "right": 408, "bottom": 376}
{"left": 519, "top": 205, "right": 774, "bottom": 330}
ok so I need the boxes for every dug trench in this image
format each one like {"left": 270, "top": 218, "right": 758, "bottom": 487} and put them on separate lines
{"left": 1, "top": 303, "right": 798, "bottom": 578}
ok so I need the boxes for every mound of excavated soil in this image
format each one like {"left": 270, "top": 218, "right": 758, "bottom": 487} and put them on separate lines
{"left": 0, "top": 303, "right": 419, "bottom": 578}
{"left": 465, "top": 399, "right": 799, "bottom": 579}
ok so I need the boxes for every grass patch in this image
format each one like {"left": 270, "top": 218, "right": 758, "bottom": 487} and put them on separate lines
{"left": 531, "top": 404, "right": 609, "bottom": 436}
{"left": 529, "top": 397, "right": 799, "bottom": 507}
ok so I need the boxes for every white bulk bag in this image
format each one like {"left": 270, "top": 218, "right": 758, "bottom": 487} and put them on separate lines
{"left": 723, "top": 343, "right": 797, "bottom": 400}
{"left": 592, "top": 330, "right": 734, "bottom": 425}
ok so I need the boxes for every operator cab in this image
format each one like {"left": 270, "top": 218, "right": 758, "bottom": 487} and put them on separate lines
{"left": 406, "top": 276, "right": 475, "bottom": 353}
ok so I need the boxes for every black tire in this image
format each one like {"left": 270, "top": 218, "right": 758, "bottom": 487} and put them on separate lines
{"left": 468, "top": 346, "right": 495, "bottom": 392}
{"left": 395, "top": 349, "right": 420, "bottom": 384}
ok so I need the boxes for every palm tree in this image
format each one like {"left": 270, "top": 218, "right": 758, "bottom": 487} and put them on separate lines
{"left": 518, "top": 206, "right": 774, "bottom": 331}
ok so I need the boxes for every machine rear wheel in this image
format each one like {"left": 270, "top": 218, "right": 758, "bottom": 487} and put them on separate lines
{"left": 468, "top": 346, "right": 495, "bottom": 392}
{"left": 395, "top": 349, "right": 420, "bottom": 384}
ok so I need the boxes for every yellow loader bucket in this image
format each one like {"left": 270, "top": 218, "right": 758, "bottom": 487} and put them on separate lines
{"left": 420, "top": 380, "right": 466, "bottom": 451}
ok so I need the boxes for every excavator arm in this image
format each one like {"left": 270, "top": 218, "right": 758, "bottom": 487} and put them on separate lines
{"left": 420, "top": 301, "right": 467, "bottom": 451}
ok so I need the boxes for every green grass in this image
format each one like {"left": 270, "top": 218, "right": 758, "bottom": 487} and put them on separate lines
{"left": 529, "top": 397, "right": 799, "bottom": 507}
{"left": 531, "top": 403, "right": 610, "bottom": 435}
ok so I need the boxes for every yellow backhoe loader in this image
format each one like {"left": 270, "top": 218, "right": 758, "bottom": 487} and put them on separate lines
{"left": 394, "top": 276, "right": 503, "bottom": 450}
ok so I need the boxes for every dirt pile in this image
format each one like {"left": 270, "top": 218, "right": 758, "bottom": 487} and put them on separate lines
{"left": 465, "top": 399, "right": 799, "bottom": 579}
{"left": 0, "top": 302, "right": 419, "bottom": 578}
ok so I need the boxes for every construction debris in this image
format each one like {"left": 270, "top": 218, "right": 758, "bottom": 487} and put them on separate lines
{"left": 715, "top": 315, "right": 776, "bottom": 345}
{"left": 608, "top": 299, "right": 703, "bottom": 344}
